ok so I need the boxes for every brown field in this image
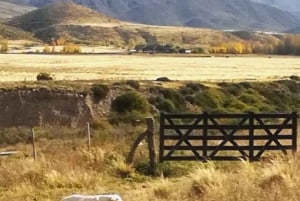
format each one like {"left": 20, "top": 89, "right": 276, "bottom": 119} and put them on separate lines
{"left": 1, "top": 54, "right": 300, "bottom": 82}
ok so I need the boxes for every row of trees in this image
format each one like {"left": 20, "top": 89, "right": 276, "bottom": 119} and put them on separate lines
{"left": 43, "top": 44, "right": 82, "bottom": 54}
{"left": 210, "top": 35, "right": 300, "bottom": 55}
{"left": 275, "top": 35, "right": 300, "bottom": 55}
{"left": 134, "top": 43, "right": 204, "bottom": 54}
{"left": 130, "top": 34, "right": 300, "bottom": 55}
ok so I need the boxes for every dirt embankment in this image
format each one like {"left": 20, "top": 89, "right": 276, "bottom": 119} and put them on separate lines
{"left": 0, "top": 87, "right": 94, "bottom": 128}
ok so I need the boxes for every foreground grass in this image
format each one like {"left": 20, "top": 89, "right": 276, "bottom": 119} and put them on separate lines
{"left": 1, "top": 127, "right": 300, "bottom": 201}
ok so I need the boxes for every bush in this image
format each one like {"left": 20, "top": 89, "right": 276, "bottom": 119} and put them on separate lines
{"left": 91, "top": 84, "right": 109, "bottom": 101}
{"left": 194, "top": 88, "right": 226, "bottom": 112}
{"left": 186, "top": 83, "right": 208, "bottom": 91}
{"left": 111, "top": 91, "right": 149, "bottom": 114}
{"left": 290, "top": 75, "right": 300, "bottom": 81}
{"left": 157, "top": 99, "right": 176, "bottom": 113}
{"left": 36, "top": 73, "right": 53, "bottom": 81}
{"left": 126, "top": 80, "right": 140, "bottom": 89}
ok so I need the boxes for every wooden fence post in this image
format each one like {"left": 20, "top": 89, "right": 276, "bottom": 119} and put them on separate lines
{"left": 31, "top": 128, "right": 37, "bottom": 161}
{"left": 126, "top": 117, "right": 156, "bottom": 174}
{"left": 146, "top": 117, "right": 156, "bottom": 174}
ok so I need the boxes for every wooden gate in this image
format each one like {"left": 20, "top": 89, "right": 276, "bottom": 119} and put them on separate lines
{"left": 159, "top": 112, "right": 298, "bottom": 162}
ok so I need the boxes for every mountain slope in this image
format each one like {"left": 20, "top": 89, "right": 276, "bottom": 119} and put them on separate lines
{"left": 0, "top": 1, "right": 36, "bottom": 21}
{"left": 0, "top": 22, "right": 37, "bottom": 40}
{"left": 8, "top": 1, "right": 118, "bottom": 33}
{"left": 251, "top": 0, "right": 300, "bottom": 13}
{"left": 4, "top": 0, "right": 300, "bottom": 32}
{"left": 7, "top": 2, "right": 281, "bottom": 50}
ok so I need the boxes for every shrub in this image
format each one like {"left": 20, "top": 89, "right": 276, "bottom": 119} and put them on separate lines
{"left": 36, "top": 73, "right": 53, "bottom": 81}
{"left": 111, "top": 91, "right": 149, "bottom": 114}
{"left": 91, "top": 84, "right": 109, "bottom": 102}
{"left": 185, "top": 95, "right": 195, "bottom": 104}
{"left": 156, "top": 77, "right": 172, "bottom": 82}
{"left": 157, "top": 99, "right": 176, "bottom": 113}
{"left": 126, "top": 80, "right": 140, "bottom": 89}
{"left": 160, "top": 88, "right": 187, "bottom": 112}
{"left": 194, "top": 88, "right": 226, "bottom": 112}
{"left": 186, "top": 83, "right": 207, "bottom": 91}
{"left": 290, "top": 75, "right": 300, "bottom": 81}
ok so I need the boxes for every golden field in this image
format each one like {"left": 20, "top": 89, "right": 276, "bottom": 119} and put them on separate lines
{"left": 1, "top": 54, "right": 300, "bottom": 82}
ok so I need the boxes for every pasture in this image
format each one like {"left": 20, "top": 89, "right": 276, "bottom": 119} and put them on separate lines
{"left": 0, "top": 54, "right": 300, "bottom": 82}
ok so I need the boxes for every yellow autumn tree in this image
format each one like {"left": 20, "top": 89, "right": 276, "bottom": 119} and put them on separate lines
{"left": 0, "top": 40, "right": 8, "bottom": 53}
{"left": 43, "top": 45, "right": 51, "bottom": 53}
{"left": 62, "top": 43, "right": 81, "bottom": 54}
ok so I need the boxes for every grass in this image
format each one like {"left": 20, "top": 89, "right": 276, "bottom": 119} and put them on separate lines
{"left": 0, "top": 109, "right": 300, "bottom": 201}
{"left": 1, "top": 70, "right": 300, "bottom": 200}
{"left": 1, "top": 54, "right": 300, "bottom": 82}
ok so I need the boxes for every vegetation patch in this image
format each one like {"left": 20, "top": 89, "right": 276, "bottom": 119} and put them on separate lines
{"left": 110, "top": 91, "right": 150, "bottom": 123}
{"left": 36, "top": 72, "right": 53, "bottom": 81}
{"left": 90, "top": 84, "right": 109, "bottom": 102}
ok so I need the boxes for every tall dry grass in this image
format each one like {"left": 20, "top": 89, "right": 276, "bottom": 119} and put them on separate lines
{"left": 0, "top": 126, "right": 300, "bottom": 201}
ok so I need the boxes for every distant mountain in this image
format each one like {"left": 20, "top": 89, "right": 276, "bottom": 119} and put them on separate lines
{"left": 7, "top": 2, "right": 281, "bottom": 48}
{"left": 251, "top": 0, "right": 300, "bottom": 15}
{"left": 3, "top": 0, "right": 300, "bottom": 32}
{"left": 0, "top": 1, "right": 35, "bottom": 21}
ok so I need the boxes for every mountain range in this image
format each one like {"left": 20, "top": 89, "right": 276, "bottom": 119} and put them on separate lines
{"left": 251, "top": 0, "right": 300, "bottom": 16}
{"left": 3, "top": 1, "right": 282, "bottom": 50}
{"left": 1, "top": 0, "right": 300, "bottom": 32}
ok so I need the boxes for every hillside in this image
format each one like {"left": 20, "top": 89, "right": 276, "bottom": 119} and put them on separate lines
{"left": 251, "top": 0, "right": 300, "bottom": 17}
{"left": 287, "top": 26, "right": 300, "bottom": 34}
{"left": 8, "top": 1, "right": 119, "bottom": 33}
{"left": 0, "top": 22, "right": 37, "bottom": 40}
{"left": 4, "top": 0, "right": 300, "bottom": 32}
{"left": 7, "top": 2, "right": 282, "bottom": 49}
{"left": 0, "top": 1, "right": 35, "bottom": 21}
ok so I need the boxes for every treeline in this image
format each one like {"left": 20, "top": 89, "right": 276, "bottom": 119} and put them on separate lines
{"left": 210, "top": 35, "right": 300, "bottom": 55}
{"left": 134, "top": 43, "right": 204, "bottom": 54}
{"left": 275, "top": 35, "right": 300, "bottom": 55}
{"left": 133, "top": 34, "right": 300, "bottom": 55}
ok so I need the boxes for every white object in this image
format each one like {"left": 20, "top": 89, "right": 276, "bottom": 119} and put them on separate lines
{"left": 61, "top": 194, "right": 123, "bottom": 201}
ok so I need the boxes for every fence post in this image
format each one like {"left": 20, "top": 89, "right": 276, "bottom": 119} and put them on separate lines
{"left": 203, "top": 112, "right": 208, "bottom": 160}
{"left": 249, "top": 112, "right": 254, "bottom": 161}
{"left": 159, "top": 113, "right": 165, "bottom": 163}
{"left": 292, "top": 112, "right": 298, "bottom": 153}
{"left": 87, "top": 122, "right": 91, "bottom": 149}
{"left": 146, "top": 117, "right": 156, "bottom": 174}
{"left": 31, "top": 128, "right": 37, "bottom": 161}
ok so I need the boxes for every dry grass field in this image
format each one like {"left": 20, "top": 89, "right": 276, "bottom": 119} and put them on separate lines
{"left": 1, "top": 53, "right": 300, "bottom": 201}
{"left": 0, "top": 54, "right": 300, "bottom": 82}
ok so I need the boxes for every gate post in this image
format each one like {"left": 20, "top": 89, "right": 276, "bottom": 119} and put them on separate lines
{"left": 147, "top": 117, "right": 156, "bottom": 174}
{"left": 292, "top": 112, "right": 298, "bottom": 153}
{"left": 203, "top": 112, "right": 208, "bottom": 160}
{"left": 159, "top": 113, "right": 165, "bottom": 163}
{"left": 249, "top": 112, "right": 254, "bottom": 161}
